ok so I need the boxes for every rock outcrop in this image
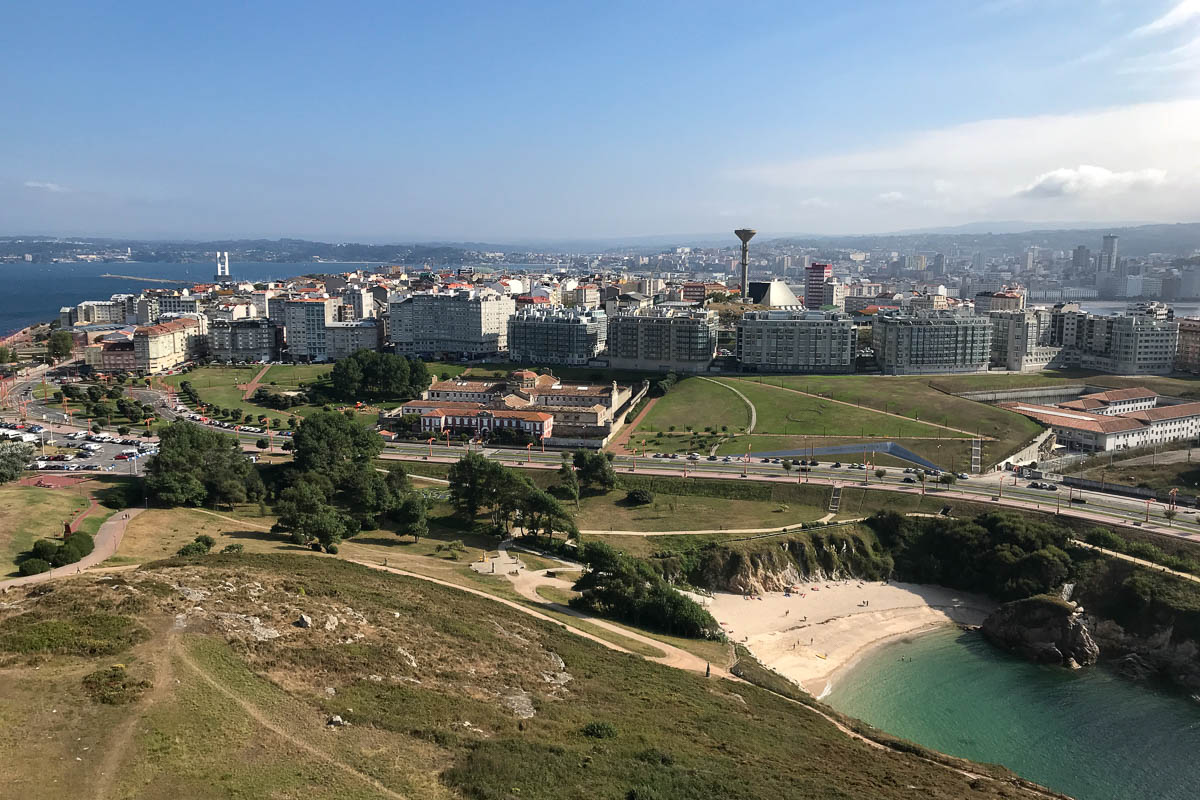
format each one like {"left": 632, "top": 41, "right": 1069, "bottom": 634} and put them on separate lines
{"left": 982, "top": 594, "right": 1100, "bottom": 668}
{"left": 1087, "top": 615, "right": 1200, "bottom": 692}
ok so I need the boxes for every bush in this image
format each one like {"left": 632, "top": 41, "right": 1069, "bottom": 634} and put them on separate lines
{"left": 626, "top": 488, "right": 654, "bottom": 505}
{"left": 194, "top": 535, "right": 216, "bottom": 551}
{"left": 82, "top": 665, "right": 152, "bottom": 705}
{"left": 581, "top": 721, "right": 617, "bottom": 739}
{"left": 18, "top": 558, "right": 51, "bottom": 576}
{"left": 326, "top": 543, "right": 339, "bottom": 555}
{"left": 220, "top": 543, "right": 245, "bottom": 554}
{"left": 31, "top": 539, "right": 59, "bottom": 562}
{"left": 176, "top": 541, "right": 209, "bottom": 557}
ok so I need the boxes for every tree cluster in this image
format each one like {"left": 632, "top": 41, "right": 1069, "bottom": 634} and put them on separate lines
{"left": 571, "top": 540, "right": 721, "bottom": 639}
{"left": 327, "top": 350, "right": 431, "bottom": 402}
{"left": 447, "top": 452, "right": 577, "bottom": 543}
{"left": 145, "top": 421, "right": 265, "bottom": 508}
{"left": 866, "top": 511, "right": 1073, "bottom": 601}
{"left": 19, "top": 531, "right": 95, "bottom": 576}
{"left": 270, "top": 410, "right": 426, "bottom": 550}
{"left": 46, "top": 330, "right": 74, "bottom": 361}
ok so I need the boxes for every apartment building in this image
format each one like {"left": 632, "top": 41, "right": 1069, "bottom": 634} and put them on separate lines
{"left": 284, "top": 297, "right": 338, "bottom": 362}
{"left": 209, "top": 318, "right": 280, "bottom": 363}
{"left": 988, "top": 309, "right": 1067, "bottom": 372}
{"left": 606, "top": 307, "right": 717, "bottom": 373}
{"left": 133, "top": 317, "right": 203, "bottom": 374}
{"left": 1176, "top": 318, "right": 1200, "bottom": 374}
{"left": 326, "top": 319, "right": 383, "bottom": 361}
{"left": 873, "top": 310, "right": 992, "bottom": 375}
{"left": 1050, "top": 305, "right": 1179, "bottom": 375}
{"left": 561, "top": 284, "right": 600, "bottom": 309}
{"left": 736, "top": 310, "right": 856, "bottom": 373}
{"left": 506, "top": 307, "right": 607, "bottom": 366}
{"left": 388, "top": 289, "right": 516, "bottom": 358}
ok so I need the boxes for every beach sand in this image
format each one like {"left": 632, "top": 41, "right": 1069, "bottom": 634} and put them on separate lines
{"left": 704, "top": 580, "right": 994, "bottom": 697}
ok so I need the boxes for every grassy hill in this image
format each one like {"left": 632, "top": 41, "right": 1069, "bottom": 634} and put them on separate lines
{"left": 0, "top": 554, "right": 1055, "bottom": 799}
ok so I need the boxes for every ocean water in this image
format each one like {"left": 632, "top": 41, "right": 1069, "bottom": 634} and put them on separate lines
{"left": 0, "top": 262, "right": 379, "bottom": 336}
{"left": 824, "top": 627, "right": 1200, "bottom": 800}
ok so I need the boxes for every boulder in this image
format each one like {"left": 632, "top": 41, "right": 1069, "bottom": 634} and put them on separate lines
{"left": 294, "top": 614, "right": 313, "bottom": 628}
{"left": 982, "top": 594, "right": 1099, "bottom": 668}
{"left": 327, "top": 715, "right": 345, "bottom": 727}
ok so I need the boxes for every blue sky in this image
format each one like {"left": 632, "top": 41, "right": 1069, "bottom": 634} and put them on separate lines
{"left": 4, "top": 0, "right": 1200, "bottom": 241}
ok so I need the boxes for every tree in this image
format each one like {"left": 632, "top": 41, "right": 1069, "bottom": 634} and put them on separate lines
{"left": 274, "top": 476, "right": 352, "bottom": 549}
{"left": 145, "top": 421, "right": 263, "bottom": 508}
{"left": 448, "top": 451, "right": 500, "bottom": 518}
{"left": 875, "top": 468, "right": 887, "bottom": 480}
{"left": 520, "top": 488, "right": 576, "bottom": 546}
{"left": 1165, "top": 508, "right": 1178, "bottom": 526}
{"left": 393, "top": 495, "right": 429, "bottom": 542}
{"left": 292, "top": 410, "right": 382, "bottom": 482}
{"left": 0, "top": 442, "right": 32, "bottom": 485}
{"left": 626, "top": 488, "right": 654, "bottom": 505}
{"left": 573, "top": 450, "right": 617, "bottom": 492}
{"left": 938, "top": 473, "right": 957, "bottom": 488}
{"left": 0, "top": 345, "right": 13, "bottom": 363}
{"left": 256, "top": 438, "right": 269, "bottom": 451}
{"left": 46, "top": 330, "right": 74, "bottom": 361}
{"left": 556, "top": 462, "right": 580, "bottom": 507}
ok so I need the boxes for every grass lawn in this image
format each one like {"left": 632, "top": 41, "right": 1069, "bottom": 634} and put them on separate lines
{"left": 535, "top": 584, "right": 579, "bottom": 605}
{"left": 262, "top": 363, "right": 330, "bottom": 386}
{"left": 1080, "top": 460, "right": 1200, "bottom": 493}
{"left": 710, "top": 435, "right": 976, "bottom": 472}
{"left": 636, "top": 377, "right": 750, "bottom": 433}
{"left": 719, "top": 378, "right": 970, "bottom": 438}
{"left": 0, "top": 487, "right": 89, "bottom": 576}
{"left": 574, "top": 489, "right": 827, "bottom": 531}
{"left": 165, "top": 366, "right": 333, "bottom": 426}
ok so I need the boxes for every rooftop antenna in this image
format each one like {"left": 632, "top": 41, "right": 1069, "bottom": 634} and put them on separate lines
{"left": 735, "top": 229, "right": 757, "bottom": 301}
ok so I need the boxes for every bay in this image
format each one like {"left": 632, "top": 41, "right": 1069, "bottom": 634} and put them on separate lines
{"left": 824, "top": 627, "right": 1200, "bottom": 800}
{"left": 0, "top": 262, "right": 381, "bottom": 336}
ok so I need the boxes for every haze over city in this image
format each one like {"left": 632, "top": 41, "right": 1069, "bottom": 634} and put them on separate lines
{"left": 6, "top": 0, "right": 1200, "bottom": 241}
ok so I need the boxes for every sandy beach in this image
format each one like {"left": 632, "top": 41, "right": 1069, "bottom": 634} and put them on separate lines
{"left": 703, "top": 580, "right": 994, "bottom": 697}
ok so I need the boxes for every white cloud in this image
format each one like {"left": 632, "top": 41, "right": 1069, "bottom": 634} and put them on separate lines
{"left": 727, "top": 99, "right": 1200, "bottom": 231}
{"left": 1133, "top": 0, "right": 1200, "bottom": 37}
{"left": 1018, "top": 165, "right": 1168, "bottom": 198}
{"left": 24, "top": 180, "right": 70, "bottom": 193}
{"left": 799, "top": 196, "right": 833, "bottom": 209}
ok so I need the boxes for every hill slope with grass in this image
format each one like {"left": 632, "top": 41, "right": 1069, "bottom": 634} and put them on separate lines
{"left": 0, "top": 555, "right": 1056, "bottom": 800}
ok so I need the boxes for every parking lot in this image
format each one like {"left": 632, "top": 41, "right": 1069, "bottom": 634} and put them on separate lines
{"left": 2, "top": 421, "right": 157, "bottom": 474}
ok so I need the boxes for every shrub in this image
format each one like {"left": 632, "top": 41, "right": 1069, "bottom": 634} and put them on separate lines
{"left": 176, "top": 541, "right": 209, "bottom": 557}
{"left": 626, "top": 488, "right": 654, "bottom": 506}
{"left": 581, "top": 721, "right": 617, "bottom": 739}
{"left": 194, "top": 535, "right": 216, "bottom": 551}
{"left": 82, "top": 665, "right": 152, "bottom": 705}
{"left": 220, "top": 543, "right": 245, "bottom": 554}
{"left": 31, "top": 539, "right": 59, "bottom": 562}
{"left": 326, "top": 543, "right": 339, "bottom": 555}
{"left": 18, "top": 558, "right": 51, "bottom": 576}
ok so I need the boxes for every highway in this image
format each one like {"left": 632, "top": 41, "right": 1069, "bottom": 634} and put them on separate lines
{"left": 6, "top": 365, "right": 1200, "bottom": 544}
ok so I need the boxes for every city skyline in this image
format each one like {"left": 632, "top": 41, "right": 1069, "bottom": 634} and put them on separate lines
{"left": 5, "top": 1, "right": 1200, "bottom": 240}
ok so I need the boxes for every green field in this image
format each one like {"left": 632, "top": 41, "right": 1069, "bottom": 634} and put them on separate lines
{"left": 0, "top": 555, "right": 1048, "bottom": 800}
{"left": 718, "top": 378, "right": 970, "bottom": 438}
{"left": 637, "top": 377, "right": 751, "bottom": 433}
{"left": 575, "top": 488, "right": 828, "bottom": 531}
{"left": 0, "top": 487, "right": 89, "bottom": 576}
{"left": 164, "top": 365, "right": 337, "bottom": 425}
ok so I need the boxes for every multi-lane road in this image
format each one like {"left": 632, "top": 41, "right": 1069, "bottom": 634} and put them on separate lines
{"left": 5, "top": 365, "right": 1199, "bottom": 544}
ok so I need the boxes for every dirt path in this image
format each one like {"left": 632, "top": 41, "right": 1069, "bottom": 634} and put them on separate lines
{"left": 240, "top": 364, "right": 272, "bottom": 400}
{"left": 609, "top": 395, "right": 660, "bottom": 454}
{"left": 578, "top": 518, "right": 862, "bottom": 536}
{"left": 1073, "top": 540, "right": 1200, "bottom": 584}
{"left": 191, "top": 508, "right": 273, "bottom": 530}
{"left": 94, "top": 622, "right": 178, "bottom": 799}
{"left": 0, "top": 507, "right": 143, "bottom": 590}
{"left": 730, "top": 379, "right": 993, "bottom": 439}
{"left": 700, "top": 377, "right": 756, "bottom": 433}
{"left": 174, "top": 641, "right": 409, "bottom": 800}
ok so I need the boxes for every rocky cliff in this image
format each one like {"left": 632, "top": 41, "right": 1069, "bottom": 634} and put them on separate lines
{"left": 1087, "top": 616, "right": 1200, "bottom": 692}
{"left": 981, "top": 595, "right": 1100, "bottom": 669}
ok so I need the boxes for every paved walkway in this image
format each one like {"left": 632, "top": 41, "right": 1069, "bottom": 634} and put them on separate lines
{"left": 1, "top": 507, "right": 143, "bottom": 590}
{"left": 700, "top": 377, "right": 756, "bottom": 433}
{"left": 610, "top": 395, "right": 660, "bottom": 454}
{"left": 240, "top": 364, "right": 272, "bottom": 400}
{"left": 1072, "top": 540, "right": 1200, "bottom": 584}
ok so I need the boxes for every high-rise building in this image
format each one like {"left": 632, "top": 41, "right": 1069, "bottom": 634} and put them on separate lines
{"left": 284, "top": 297, "right": 339, "bottom": 362}
{"left": 1050, "top": 303, "right": 1178, "bottom": 375}
{"left": 325, "top": 319, "right": 383, "bottom": 360}
{"left": 606, "top": 308, "right": 717, "bottom": 373}
{"left": 1176, "top": 318, "right": 1200, "bottom": 374}
{"left": 873, "top": 310, "right": 992, "bottom": 375}
{"left": 1098, "top": 235, "right": 1119, "bottom": 273}
{"left": 388, "top": 289, "right": 516, "bottom": 358}
{"left": 133, "top": 317, "right": 204, "bottom": 374}
{"left": 507, "top": 306, "right": 607, "bottom": 366}
{"left": 1072, "top": 245, "right": 1091, "bottom": 272}
{"left": 804, "top": 262, "right": 832, "bottom": 308}
{"left": 736, "top": 310, "right": 856, "bottom": 373}
{"left": 214, "top": 251, "right": 231, "bottom": 281}
{"left": 209, "top": 318, "right": 280, "bottom": 363}
{"left": 932, "top": 253, "right": 947, "bottom": 275}
{"left": 988, "top": 309, "right": 1065, "bottom": 372}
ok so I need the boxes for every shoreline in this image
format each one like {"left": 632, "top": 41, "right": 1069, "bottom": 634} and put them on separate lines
{"left": 705, "top": 579, "right": 994, "bottom": 697}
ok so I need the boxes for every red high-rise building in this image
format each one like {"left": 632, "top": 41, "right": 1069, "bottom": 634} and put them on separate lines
{"left": 804, "top": 262, "right": 832, "bottom": 308}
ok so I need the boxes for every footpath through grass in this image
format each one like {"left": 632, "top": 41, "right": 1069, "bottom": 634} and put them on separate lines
{"left": 0, "top": 487, "right": 90, "bottom": 576}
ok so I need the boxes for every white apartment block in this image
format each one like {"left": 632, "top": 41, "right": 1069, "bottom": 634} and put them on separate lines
{"left": 326, "top": 319, "right": 383, "bottom": 361}
{"left": 284, "top": 298, "right": 338, "bottom": 362}
{"left": 736, "top": 310, "right": 856, "bottom": 373}
{"left": 388, "top": 289, "right": 516, "bottom": 358}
